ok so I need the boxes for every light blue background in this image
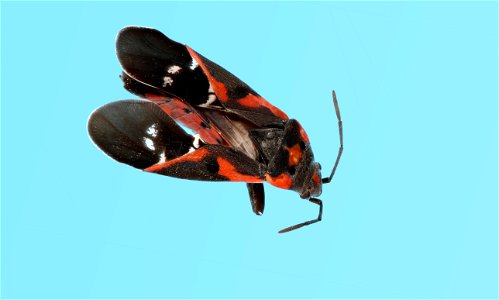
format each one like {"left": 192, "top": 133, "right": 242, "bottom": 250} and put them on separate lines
{"left": 1, "top": 1, "right": 497, "bottom": 298}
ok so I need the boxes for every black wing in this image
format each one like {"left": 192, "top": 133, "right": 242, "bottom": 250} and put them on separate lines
{"left": 88, "top": 100, "right": 264, "bottom": 182}
{"left": 115, "top": 26, "right": 289, "bottom": 161}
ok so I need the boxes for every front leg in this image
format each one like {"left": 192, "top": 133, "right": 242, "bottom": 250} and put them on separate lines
{"left": 322, "top": 90, "right": 343, "bottom": 184}
{"left": 247, "top": 183, "right": 265, "bottom": 215}
{"left": 278, "top": 198, "right": 323, "bottom": 233}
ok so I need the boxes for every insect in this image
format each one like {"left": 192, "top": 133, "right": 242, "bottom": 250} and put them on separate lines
{"left": 88, "top": 26, "right": 343, "bottom": 233}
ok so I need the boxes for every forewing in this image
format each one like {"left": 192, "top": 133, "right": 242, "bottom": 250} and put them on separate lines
{"left": 116, "top": 26, "right": 288, "bottom": 128}
{"left": 144, "top": 144, "right": 264, "bottom": 183}
{"left": 88, "top": 100, "right": 264, "bottom": 182}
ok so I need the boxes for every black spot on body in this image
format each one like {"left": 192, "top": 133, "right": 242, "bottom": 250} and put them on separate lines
{"left": 268, "top": 149, "right": 289, "bottom": 177}
{"left": 183, "top": 108, "right": 192, "bottom": 113}
{"left": 205, "top": 156, "right": 219, "bottom": 174}
{"left": 289, "top": 166, "right": 296, "bottom": 175}
{"left": 200, "top": 122, "right": 209, "bottom": 128}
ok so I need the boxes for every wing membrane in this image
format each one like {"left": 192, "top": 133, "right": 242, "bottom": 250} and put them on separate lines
{"left": 88, "top": 100, "right": 196, "bottom": 169}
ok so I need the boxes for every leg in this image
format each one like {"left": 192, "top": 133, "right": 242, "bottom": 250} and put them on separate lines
{"left": 247, "top": 183, "right": 265, "bottom": 215}
{"left": 278, "top": 198, "right": 323, "bottom": 233}
{"left": 322, "top": 90, "right": 344, "bottom": 184}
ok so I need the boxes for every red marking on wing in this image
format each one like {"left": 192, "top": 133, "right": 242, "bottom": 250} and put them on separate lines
{"left": 265, "top": 173, "right": 293, "bottom": 189}
{"left": 237, "top": 94, "right": 288, "bottom": 120}
{"left": 144, "top": 93, "right": 166, "bottom": 101}
{"left": 144, "top": 148, "right": 210, "bottom": 173}
{"left": 217, "top": 157, "right": 263, "bottom": 183}
{"left": 186, "top": 46, "right": 288, "bottom": 121}
{"left": 143, "top": 94, "right": 224, "bottom": 145}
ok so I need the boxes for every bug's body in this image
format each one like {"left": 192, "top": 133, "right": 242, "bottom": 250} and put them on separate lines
{"left": 88, "top": 27, "right": 343, "bottom": 233}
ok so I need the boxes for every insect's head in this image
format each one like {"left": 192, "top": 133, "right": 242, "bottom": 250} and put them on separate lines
{"left": 275, "top": 119, "right": 323, "bottom": 199}
{"left": 299, "top": 162, "right": 322, "bottom": 199}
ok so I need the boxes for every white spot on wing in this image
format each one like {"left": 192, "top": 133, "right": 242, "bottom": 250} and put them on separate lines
{"left": 158, "top": 151, "right": 166, "bottom": 164}
{"left": 146, "top": 123, "right": 158, "bottom": 137}
{"left": 200, "top": 95, "right": 217, "bottom": 107}
{"left": 188, "top": 134, "right": 202, "bottom": 153}
{"left": 144, "top": 137, "right": 155, "bottom": 151}
{"left": 199, "top": 84, "right": 217, "bottom": 107}
{"left": 189, "top": 59, "right": 198, "bottom": 70}
{"left": 167, "top": 65, "right": 181, "bottom": 74}
{"left": 193, "top": 134, "right": 201, "bottom": 149}
{"left": 163, "top": 76, "right": 173, "bottom": 87}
